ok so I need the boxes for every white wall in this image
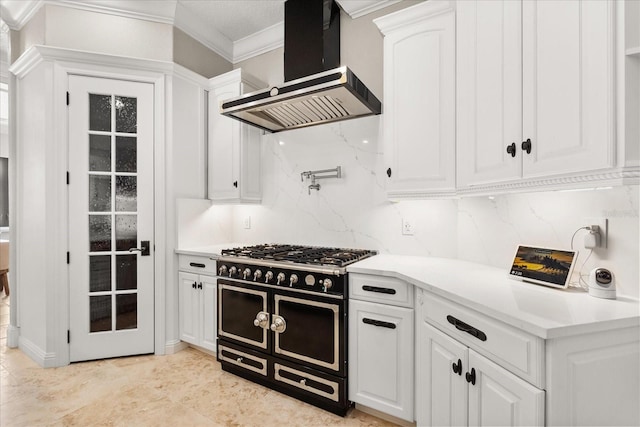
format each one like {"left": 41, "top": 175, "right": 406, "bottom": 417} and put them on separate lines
{"left": 196, "top": 115, "right": 640, "bottom": 299}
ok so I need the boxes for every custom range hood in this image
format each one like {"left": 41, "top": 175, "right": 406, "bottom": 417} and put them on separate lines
{"left": 221, "top": 0, "right": 382, "bottom": 133}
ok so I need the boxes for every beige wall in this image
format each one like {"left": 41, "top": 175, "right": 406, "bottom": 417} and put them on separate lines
{"left": 235, "top": 1, "right": 422, "bottom": 101}
{"left": 173, "top": 28, "right": 232, "bottom": 78}
{"left": 16, "top": 6, "right": 45, "bottom": 60}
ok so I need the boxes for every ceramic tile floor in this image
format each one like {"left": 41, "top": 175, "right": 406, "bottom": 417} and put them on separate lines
{"left": 0, "top": 296, "right": 397, "bottom": 426}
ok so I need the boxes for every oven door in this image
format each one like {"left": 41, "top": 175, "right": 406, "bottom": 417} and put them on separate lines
{"left": 218, "top": 279, "right": 270, "bottom": 350}
{"left": 272, "top": 292, "right": 345, "bottom": 376}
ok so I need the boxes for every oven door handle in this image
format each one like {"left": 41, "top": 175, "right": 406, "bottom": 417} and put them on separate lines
{"left": 362, "top": 317, "right": 396, "bottom": 329}
{"left": 270, "top": 315, "right": 287, "bottom": 333}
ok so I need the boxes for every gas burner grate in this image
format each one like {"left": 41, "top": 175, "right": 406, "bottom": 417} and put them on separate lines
{"left": 221, "top": 244, "right": 376, "bottom": 268}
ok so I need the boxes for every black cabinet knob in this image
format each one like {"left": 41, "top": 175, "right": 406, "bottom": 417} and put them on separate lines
{"left": 197, "top": 282, "right": 202, "bottom": 289}
{"left": 192, "top": 282, "right": 197, "bottom": 289}
{"left": 386, "top": 168, "right": 392, "bottom": 178}
{"left": 521, "top": 138, "right": 532, "bottom": 154}
{"left": 506, "top": 142, "right": 516, "bottom": 158}
{"left": 452, "top": 359, "right": 462, "bottom": 375}
{"left": 465, "top": 367, "right": 476, "bottom": 385}
{"left": 233, "top": 181, "right": 238, "bottom": 188}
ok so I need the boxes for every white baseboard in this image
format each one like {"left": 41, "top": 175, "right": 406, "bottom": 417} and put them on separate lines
{"left": 18, "top": 336, "right": 58, "bottom": 368}
{"left": 354, "top": 403, "right": 416, "bottom": 427}
{"left": 165, "top": 339, "right": 189, "bottom": 355}
{"left": 7, "top": 324, "right": 19, "bottom": 347}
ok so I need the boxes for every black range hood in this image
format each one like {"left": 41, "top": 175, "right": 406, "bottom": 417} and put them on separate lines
{"left": 221, "top": 0, "right": 382, "bottom": 133}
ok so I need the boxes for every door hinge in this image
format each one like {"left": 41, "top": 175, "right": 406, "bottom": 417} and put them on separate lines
{"left": 67, "top": 330, "right": 70, "bottom": 343}
{"left": 67, "top": 252, "right": 70, "bottom": 264}
{"left": 66, "top": 91, "right": 69, "bottom": 106}
{"left": 66, "top": 171, "right": 69, "bottom": 185}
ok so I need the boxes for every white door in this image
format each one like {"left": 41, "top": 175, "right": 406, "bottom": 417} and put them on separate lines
{"left": 416, "top": 321, "right": 468, "bottom": 427}
{"left": 468, "top": 349, "right": 545, "bottom": 427}
{"left": 522, "top": 0, "right": 615, "bottom": 178}
{"left": 68, "top": 75, "right": 154, "bottom": 362}
{"left": 456, "top": 0, "right": 523, "bottom": 187}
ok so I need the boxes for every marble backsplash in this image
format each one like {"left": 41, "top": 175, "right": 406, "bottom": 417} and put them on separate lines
{"left": 180, "top": 116, "right": 639, "bottom": 298}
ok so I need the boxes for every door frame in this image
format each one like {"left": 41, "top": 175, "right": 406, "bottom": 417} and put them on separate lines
{"left": 9, "top": 47, "right": 168, "bottom": 367}
{"left": 61, "top": 60, "right": 167, "bottom": 366}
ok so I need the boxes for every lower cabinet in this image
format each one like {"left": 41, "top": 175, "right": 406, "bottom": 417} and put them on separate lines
{"left": 416, "top": 321, "right": 544, "bottom": 426}
{"left": 348, "top": 281, "right": 414, "bottom": 421}
{"left": 178, "top": 271, "right": 217, "bottom": 352}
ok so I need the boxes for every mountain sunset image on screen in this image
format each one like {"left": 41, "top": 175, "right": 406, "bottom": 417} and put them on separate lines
{"left": 510, "top": 246, "right": 577, "bottom": 288}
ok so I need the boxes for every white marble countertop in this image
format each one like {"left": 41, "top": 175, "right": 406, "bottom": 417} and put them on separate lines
{"left": 175, "top": 243, "right": 246, "bottom": 258}
{"left": 347, "top": 254, "right": 640, "bottom": 340}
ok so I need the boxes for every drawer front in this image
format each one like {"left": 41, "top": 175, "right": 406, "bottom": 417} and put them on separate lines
{"left": 420, "top": 291, "right": 544, "bottom": 388}
{"left": 178, "top": 254, "right": 217, "bottom": 275}
{"left": 349, "top": 273, "right": 414, "bottom": 308}
{"left": 218, "top": 342, "right": 268, "bottom": 377}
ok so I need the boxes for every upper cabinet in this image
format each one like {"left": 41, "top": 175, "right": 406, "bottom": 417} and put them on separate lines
{"left": 457, "top": 0, "right": 638, "bottom": 193}
{"left": 208, "top": 69, "right": 265, "bottom": 204}
{"left": 375, "top": 1, "right": 457, "bottom": 199}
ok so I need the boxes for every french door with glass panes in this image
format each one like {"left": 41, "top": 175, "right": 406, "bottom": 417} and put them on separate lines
{"left": 68, "top": 75, "right": 154, "bottom": 362}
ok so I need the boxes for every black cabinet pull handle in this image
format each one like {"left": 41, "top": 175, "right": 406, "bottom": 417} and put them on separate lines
{"left": 466, "top": 367, "right": 476, "bottom": 385}
{"left": 521, "top": 138, "right": 532, "bottom": 154}
{"left": 233, "top": 181, "right": 238, "bottom": 188}
{"left": 386, "top": 167, "right": 392, "bottom": 178}
{"left": 447, "top": 315, "right": 487, "bottom": 341}
{"left": 362, "top": 285, "right": 396, "bottom": 295}
{"left": 506, "top": 142, "right": 516, "bottom": 157}
{"left": 363, "top": 318, "right": 396, "bottom": 329}
{"left": 197, "top": 282, "right": 203, "bottom": 289}
{"left": 189, "top": 262, "right": 206, "bottom": 268}
{"left": 452, "top": 358, "right": 462, "bottom": 375}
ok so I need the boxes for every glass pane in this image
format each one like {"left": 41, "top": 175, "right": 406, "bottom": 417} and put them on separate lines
{"left": 115, "top": 215, "right": 137, "bottom": 251}
{"left": 90, "top": 255, "right": 111, "bottom": 292}
{"left": 116, "top": 255, "right": 137, "bottom": 290}
{"left": 89, "top": 175, "right": 111, "bottom": 212}
{"left": 116, "top": 294, "right": 137, "bottom": 330}
{"left": 115, "top": 96, "right": 137, "bottom": 133}
{"left": 89, "top": 135, "right": 111, "bottom": 172}
{"left": 90, "top": 295, "right": 112, "bottom": 332}
{"left": 89, "top": 215, "right": 111, "bottom": 252}
{"left": 115, "top": 176, "right": 137, "bottom": 212}
{"left": 89, "top": 94, "right": 111, "bottom": 132}
{"left": 115, "top": 136, "right": 136, "bottom": 172}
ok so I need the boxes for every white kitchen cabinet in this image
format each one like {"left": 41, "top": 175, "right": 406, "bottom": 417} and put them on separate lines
{"left": 208, "top": 69, "right": 265, "bottom": 204}
{"left": 348, "top": 274, "right": 414, "bottom": 421}
{"left": 416, "top": 301, "right": 544, "bottom": 427}
{"left": 178, "top": 256, "right": 218, "bottom": 352}
{"left": 374, "top": 1, "right": 456, "bottom": 199}
{"left": 457, "top": 0, "right": 620, "bottom": 190}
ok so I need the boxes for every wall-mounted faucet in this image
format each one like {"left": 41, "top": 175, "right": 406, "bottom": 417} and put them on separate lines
{"left": 301, "top": 166, "right": 342, "bottom": 195}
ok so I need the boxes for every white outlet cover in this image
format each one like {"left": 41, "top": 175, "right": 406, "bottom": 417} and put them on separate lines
{"left": 583, "top": 217, "right": 608, "bottom": 248}
{"left": 402, "top": 218, "right": 414, "bottom": 235}
{"left": 243, "top": 216, "right": 251, "bottom": 229}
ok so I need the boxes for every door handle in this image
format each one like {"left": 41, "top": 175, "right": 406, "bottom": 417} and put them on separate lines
{"left": 128, "top": 240, "right": 150, "bottom": 256}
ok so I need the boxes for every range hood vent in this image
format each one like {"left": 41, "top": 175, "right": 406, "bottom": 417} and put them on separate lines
{"left": 221, "top": 0, "right": 382, "bottom": 133}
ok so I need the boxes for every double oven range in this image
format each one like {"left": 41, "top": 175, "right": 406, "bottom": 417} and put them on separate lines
{"left": 216, "top": 244, "right": 376, "bottom": 415}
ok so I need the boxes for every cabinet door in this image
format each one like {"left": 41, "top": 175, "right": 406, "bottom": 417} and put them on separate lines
{"left": 348, "top": 300, "right": 414, "bottom": 421}
{"left": 200, "top": 275, "right": 218, "bottom": 352}
{"left": 522, "top": 0, "right": 615, "bottom": 177}
{"left": 416, "top": 321, "right": 468, "bottom": 427}
{"left": 457, "top": 0, "right": 523, "bottom": 187}
{"left": 208, "top": 81, "right": 240, "bottom": 201}
{"left": 238, "top": 122, "right": 262, "bottom": 202}
{"left": 178, "top": 272, "right": 200, "bottom": 345}
{"left": 468, "top": 349, "right": 544, "bottom": 427}
{"left": 382, "top": 8, "right": 456, "bottom": 197}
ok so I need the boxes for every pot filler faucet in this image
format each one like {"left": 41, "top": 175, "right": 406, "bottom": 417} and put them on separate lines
{"left": 301, "top": 166, "right": 342, "bottom": 195}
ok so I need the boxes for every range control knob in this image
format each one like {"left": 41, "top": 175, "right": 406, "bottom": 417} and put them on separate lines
{"left": 305, "top": 274, "right": 315, "bottom": 286}
{"left": 253, "top": 269, "right": 263, "bottom": 281}
{"left": 242, "top": 268, "right": 252, "bottom": 280}
{"left": 289, "top": 274, "right": 298, "bottom": 287}
{"left": 277, "top": 272, "right": 286, "bottom": 285}
{"left": 228, "top": 266, "right": 237, "bottom": 277}
{"left": 322, "top": 278, "right": 333, "bottom": 292}
{"left": 218, "top": 265, "right": 228, "bottom": 276}
{"left": 265, "top": 271, "right": 274, "bottom": 283}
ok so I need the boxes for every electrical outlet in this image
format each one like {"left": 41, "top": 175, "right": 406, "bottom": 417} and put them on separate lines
{"left": 243, "top": 216, "right": 251, "bottom": 229}
{"left": 402, "top": 218, "right": 414, "bottom": 235}
{"left": 583, "top": 217, "right": 608, "bottom": 248}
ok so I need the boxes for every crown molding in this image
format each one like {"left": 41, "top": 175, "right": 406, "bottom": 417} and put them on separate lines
{"left": 336, "top": 0, "right": 402, "bottom": 19}
{"left": 374, "top": 0, "right": 453, "bottom": 34}
{"left": 174, "top": 1, "right": 233, "bottom": 63}
{"left": 50, "top": 1, "right": 176, "bottom": 24}
{"left": 233, "top": 21, "right": 284, "bottom": 63}
{"left": 0, "top": 0, "right": 44, "bottom": 30}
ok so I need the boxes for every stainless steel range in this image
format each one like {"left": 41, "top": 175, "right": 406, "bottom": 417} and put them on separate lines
{"left": 215, "top": 244, "right": 376, "bottom": 416}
